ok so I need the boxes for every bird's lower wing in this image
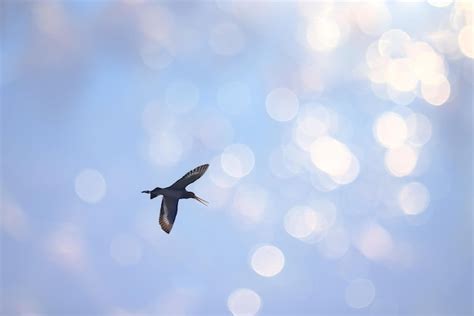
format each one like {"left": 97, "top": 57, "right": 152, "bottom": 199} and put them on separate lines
{"left": 159, "top": 197, "right": 179, "bottom": 234}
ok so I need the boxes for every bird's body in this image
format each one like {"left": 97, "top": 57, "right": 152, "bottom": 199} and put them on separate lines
{"left": 148, "top": 188, "right": 186, "bottom": 199}
{"left": 142, "top": 164, "right": 209, "bottom": 234}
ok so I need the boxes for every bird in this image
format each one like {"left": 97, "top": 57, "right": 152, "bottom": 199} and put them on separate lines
{"left": 142, "top": 164, "right": 209, "bottom": 234}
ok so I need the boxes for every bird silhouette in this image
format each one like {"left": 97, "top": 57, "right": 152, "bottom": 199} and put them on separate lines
{"left": 142, "top": 164, "right": 209, "bottom": 234}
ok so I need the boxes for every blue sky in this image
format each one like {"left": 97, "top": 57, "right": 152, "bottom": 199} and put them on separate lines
{"left": 1, "top": 1, "right": 472, "bottom": 315}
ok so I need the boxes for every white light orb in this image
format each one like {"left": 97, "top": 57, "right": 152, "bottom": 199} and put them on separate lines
{"left": 284, "top": 205, "right": 321, "bottom": 240}
{"left": 427, "top": 0, "right": 453, "bottom": 8}
{"left": 387, "top": 87, "right": 416, "bottom": 106}
{"left": 250, "top": 245, "right": 285, "bottom": 277}
{"left": 373, "top": 112, "right": 408, "bottom": 148}
{"left": 318, "top": 225, "right": 350, "bottom": 259}
{"left": 209, "top": 156, "right": 239, "bottom": 188}
{"left": 47, "top": 224, "right": 85, "bottom": 270}
{"left": 406, "top": 41, "right": 445, "bottom": 84}
{"left": 292, "top": 104, "right": 330, "bottom": 151}
{"left": 386, "top": 58, "right": 418, "bottom": 92}
{"left": 148, "top": 132, "right": 183, "bottom": 167}
{"left": 265, "top": 87, "right": 299, "bottom": 122}
{"left": 310, "top": 136, "right": 352, "bottom": 177}
{"left": 1, "top": 197, "right": 28, "bottom": 241}
{"left": 75, "top": 169, "right": 106, "bottom": 204}
{"left": 331, "top": 153, "right": 360, "bottom": 185}
{"left": 233, "top": 184, "right": 267, "bottom": 224}
{"left": 384, "top": 145, "right": 418, "bottom": 177}
{"left": 356, "top": 3, "right": 391, "bottom": 36}
{"left": 356, "top": 223, "right": 393, "bottom": 261}
{"left": 458, "top": 25, "right": 474, "bottom": 58}
{"left": 421, "top": 74, "right": 451, "bottom": 106}
{"left": 221, "top": 144, "right": 255, "bottom": 178}
{"left": 306, "top": 17, "right": 341, "bottom": 52}
{"left": 406, "top": 113, "right": 432, "bottom": 147}
{"left": 398, "top": 182, "right": 430, "bottom": 215}
{"left": 227, "top": 288, "right": 261, "bottom": 316}
{"left": 378, "top": 29, "right": 411, "bottom": 59}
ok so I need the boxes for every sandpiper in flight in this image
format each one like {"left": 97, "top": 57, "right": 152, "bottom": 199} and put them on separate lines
{"left": 142, "top": 164, "right": 209, "bottom": 234}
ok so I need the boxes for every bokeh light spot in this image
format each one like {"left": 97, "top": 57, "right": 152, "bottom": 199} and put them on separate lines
{"left": 356, "top": 3, "right": 391, "bottom": 36}
{"left": 221, "top": 144, "right": 255, "bottom": 178}
{"left": 47, "top": 224, "right": 85, "bottom": 270}
{"left": 378, "top": 29, "right": 411, "bottom": 58}
{"left": 421, "top": 74, "right": 451, "bottom": 106}
{"left": 406, "top": 113, "right": 432, "bottom": 147}
{"left": 307, "top": 17, "right": 341, "bottom": 51}
{"left": 406, "top": 41, "right": 446, "bottom": 84}
{"left": 1, "top": 197, "right": 29, "bottom": 241}
{"left": 398, "top": 182, "right": 430, "bottom": 215}
{"left": 374, "top": 112, "right": 408, "bottom": 148}
{"left": 331, "top": 154, "right": 360, "bottom": 185}
{"left": 356, "top": 222, "right": 393, "bottom": 261}
{"left": 284, "top": 205, "right": 321, "bottom": 240}
{"left": 75, "top": 169, "right": 106, "bottom": 204}
{"left": 251, "top": 245, "right": 285, "bottom": 277}
{"left": 209, "top": 156, "right": 239, "bottom": 188}
{"left": 265, "top": 87, "right": 299, "bottom": 122}
{"left": 366, "top": 41, "right": 390, "bottom": 84}
{"left": 233, "top": 184, "right": 267, "bottom": 224}
{"left": 386, "top": 58, "right": 418, "bottom": 92}
{"left": 310, "top": 136, "right": 353, "bottom": 177}
{"left": 293, "top": 104, "right": 330, "bottom": 151}
{"left": 427, "top": 0, "right": 453, "bottom": 8}
{"left": 458, "top": 25, "right": 474, "bottom": 58}
{"left": 387, "top": 87, "right": 416, "bottom": 106}
{"left": 384, "top": 145, "right": 418, "bottom": 177}
{"left": 227, "top": 288, "right": 261, "bottom": 316}
{"left": 148, "top": 132, "right": 183, "bottom": 167}
{"left": 318, "top": 225, "right": 350, "bottom": 259}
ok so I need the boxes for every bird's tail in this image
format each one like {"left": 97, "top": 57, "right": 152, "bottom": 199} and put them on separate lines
{"left": 142, "top": 190, "right": 158, "bottom": 199}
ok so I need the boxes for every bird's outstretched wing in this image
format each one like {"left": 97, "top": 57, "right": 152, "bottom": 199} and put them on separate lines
{"left": 159, "top": 197, "right": 179, "bottom": 234}
{"left": 169, "top": 164, "right": 209, "bottom": 190}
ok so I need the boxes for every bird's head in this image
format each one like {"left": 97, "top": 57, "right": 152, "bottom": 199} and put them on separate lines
{"left": 188, "top": 192, "right": 209, "bottom": 206}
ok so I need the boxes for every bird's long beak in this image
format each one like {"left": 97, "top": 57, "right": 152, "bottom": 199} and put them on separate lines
{"left": 194, "top": 195, "right": 209, "bottom": 206}
{"left": 142, "top": 190, "right": 150, "bottom": 194}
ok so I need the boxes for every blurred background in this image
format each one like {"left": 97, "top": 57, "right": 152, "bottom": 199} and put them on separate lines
{"left": 1, "top": 0, "right": 472, "bottom": 315}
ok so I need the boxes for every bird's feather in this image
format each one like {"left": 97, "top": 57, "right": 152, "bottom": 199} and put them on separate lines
{"left": 159, "top": 197, "right": 179, "bottom": 234}
{"left": 169, "top": 164, "right": 209, "bottom": 190}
